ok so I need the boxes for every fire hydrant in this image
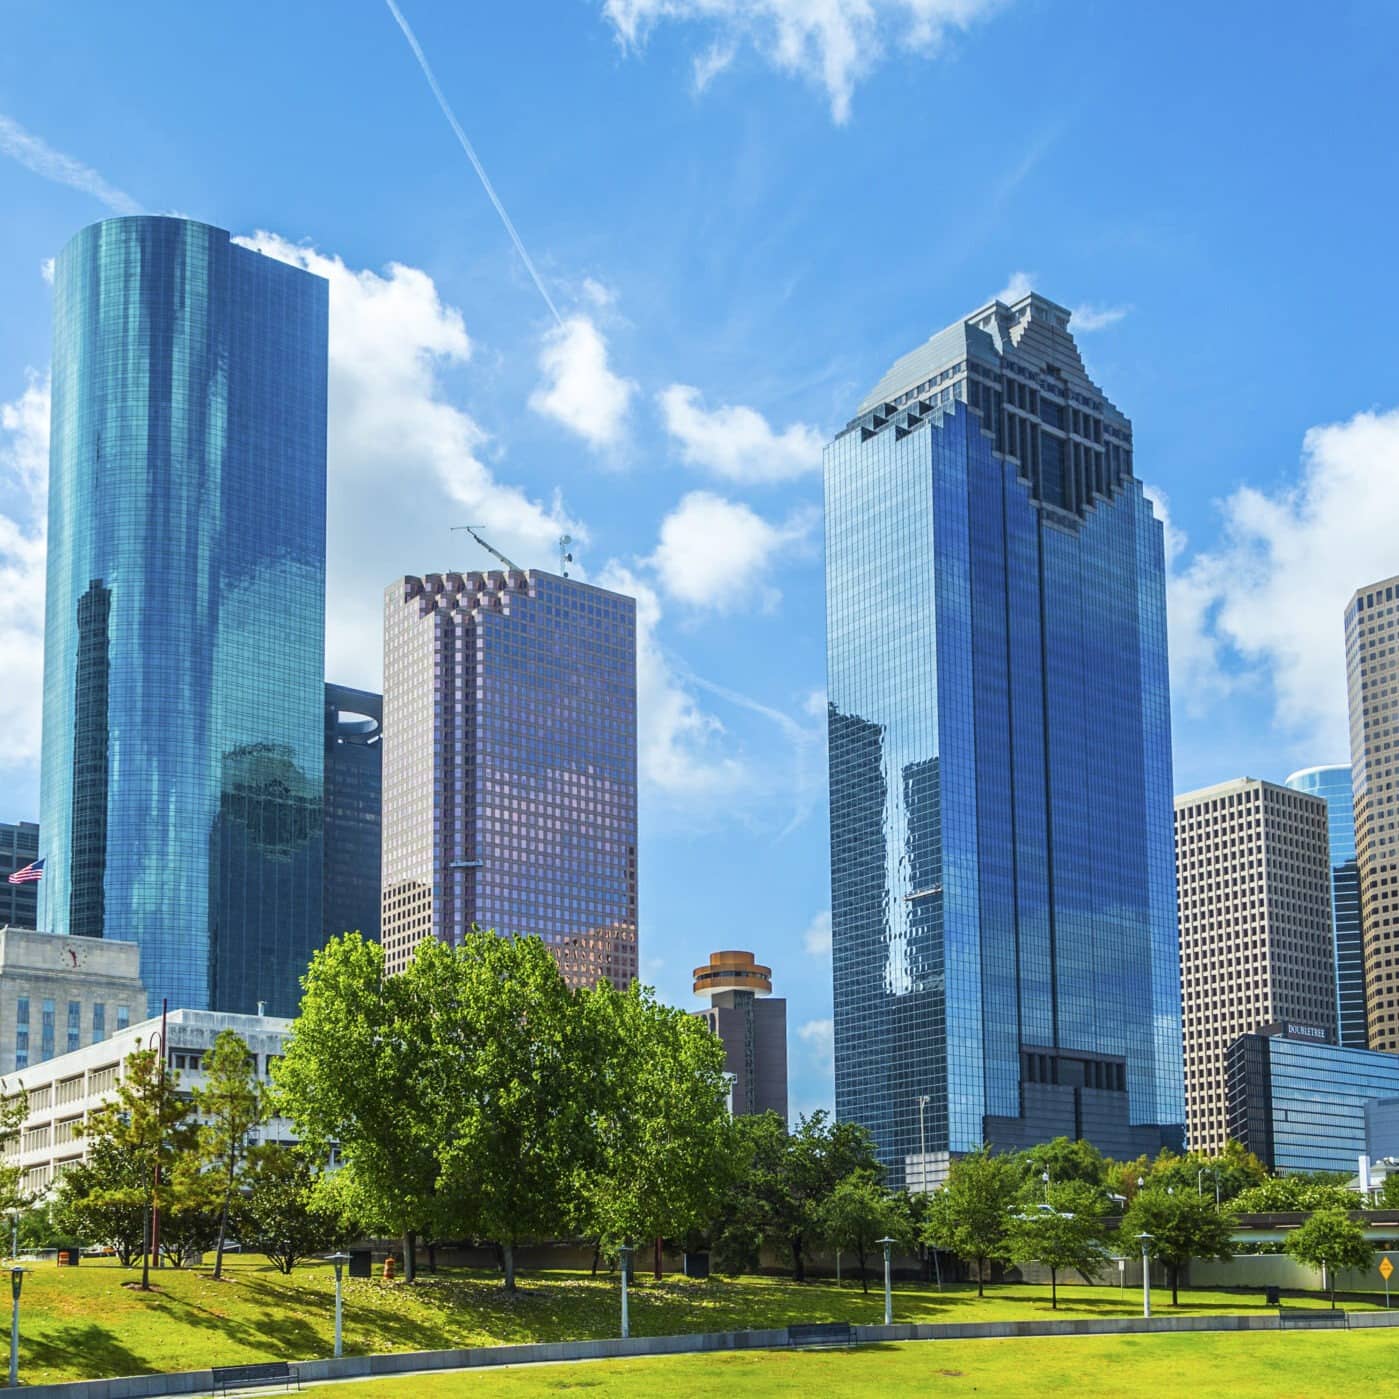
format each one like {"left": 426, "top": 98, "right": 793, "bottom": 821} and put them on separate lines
{"left": 382, "top": 1256, "right": 396, "bottom": 1282}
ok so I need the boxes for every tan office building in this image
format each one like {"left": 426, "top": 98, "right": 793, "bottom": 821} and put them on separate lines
{"left": 1346, "top": 575, "right": 1399, "bottom": 1051}
{"left": 1175, "top": 778, "right": 1335, "bottom": 1153}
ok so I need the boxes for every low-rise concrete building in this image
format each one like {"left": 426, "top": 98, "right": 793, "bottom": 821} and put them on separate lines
{"left": 2, "top": 1008, "right": 296, "bottom": 1197}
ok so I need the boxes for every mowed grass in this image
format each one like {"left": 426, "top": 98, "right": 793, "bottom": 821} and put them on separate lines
{"left": 296, "top": 1332, "right": 1399, "bottom": 1399}
{"left": 7, "top": 1254, "right": 1387, "bottom": 1386}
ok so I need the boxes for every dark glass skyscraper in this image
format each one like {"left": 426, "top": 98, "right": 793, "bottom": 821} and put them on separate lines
{"left": 39, "top": 216, "right": 328, "bottom": 1017}
{"left": 382, "top": 569, "right": 638, "bottom": 990}
{"left": 1286, "top": 765, "right": 1366, "bottom": 1049}
{"left": 825, "top": 292, "right": 1184, "bottom": 1186}
{"left": 324, "top": 683, "right": 383, "bottom": 944}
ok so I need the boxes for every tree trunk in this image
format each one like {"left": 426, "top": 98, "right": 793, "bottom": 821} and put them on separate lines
{"left": 860, "top": 1251, "right": 869, "bottom": 1294}
{"left": 503, "top": 1241, "right": 517, "bottom": 1293}
{"left": 977, "top": 1255, "right": 985, "bottom": 1298}
{"left": 402, "top": 1230, "right": 417, "bottom": 1284}
{"left": 654, "top": 1236, "right": 663, "bottom": 1280}
{"left": 791, "top": 1234, "right": 806, "bottom": 1283}
{"left": 141, "top": 1203, "right": 152, "bottom": 1291}
{"left": 591, "top": 1241, "right": 601, "bottom": 1276}
{"left": 1171, "top": 1264, "right": 1179, "bottom": 1307}
{"left": 427, "top": 1241, "right": 438, "bottom": 1273}
{"left": 214, "top": 1157, "right": 234, "bottom": 1280}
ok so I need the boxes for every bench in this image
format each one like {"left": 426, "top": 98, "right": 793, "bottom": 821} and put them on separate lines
{"left": 788, "top": 1322, "right": 857, "bottom": 1349}
{"left": 211, "top": 1361, "right": 301, "bottom": 1393}
{"left": 1278, "top": 1308, "right": 1346, "bottom": 1330}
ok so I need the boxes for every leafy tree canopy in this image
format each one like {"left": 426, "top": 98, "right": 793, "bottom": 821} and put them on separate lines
{"left": 1284, "top": 1206, "right": 1373, "bottom": 1306}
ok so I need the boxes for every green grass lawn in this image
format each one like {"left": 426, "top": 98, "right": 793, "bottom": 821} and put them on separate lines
{"left": 7, "top": 1255, "right": 1388, "bottom": 1387}
{"left": 293, "top": 1332, "right": 1399, "bottom": 1399}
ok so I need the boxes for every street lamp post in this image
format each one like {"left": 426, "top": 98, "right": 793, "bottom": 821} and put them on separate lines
{"left": 325, "top": 1252, "right": 350, "bottom": 1358}
{"left": 618, "top": 1244, "right": 633, "bottom": 1340}
{"left": 1197, "top": 1167, "right": 1220, "bottom": 1209}
{"left": 1136, "top": 1233, "right": 1153, "bottom": 1319}
{"left": 878, "top": 1237, "right": 896, "bottom": 1326}
{"left": 8, "top": 1266, "right": 24, "bottom": 1388}
{"left": 1041, "top": 1170, "right": 1050, "bottom": 1203}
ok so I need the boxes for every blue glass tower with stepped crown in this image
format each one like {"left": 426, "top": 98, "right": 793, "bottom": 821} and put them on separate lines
{"left": 39, "top": 216, "right": 328, "bottom": 1018}
{"left": 825, "top": 292, "right": 1184, "bottom": 1188}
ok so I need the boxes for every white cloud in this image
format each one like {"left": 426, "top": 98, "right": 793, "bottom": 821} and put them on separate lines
{"left": 0, "top": 373, "right": 51, "bottom": 776}
{"left": 798, "top": 1017, "right": 834, "bottom": 1068}
{"left": 802, "top": 909, "right": 832, "bottom": 957}
{"left": 993, "top": 269, "right": 1034, "bottom": 303}
{"left": 236, "top": 233, "right": 576, "bottom": 691}
{"left": 658, "top": 384, "right": 824, "bottom": 483}
{"left": 596, "top": 561, "right": 749, "bottom": 801}
{"left": 529, "top": 314, "right": 637, "bottom": 452}
{"left": 39, "top": 258, "right": 54, "bottom": 286}
{"left": 648, "top": 490, "right": 817, "bottom": 612}
{"left": 603, "top": 0, "right": 1004, "bottom": 123}
{"left": 0, "top": 112, "right": 142, "bottom": 214}
{"left": 1071, "top": 301, "right": 1131, "bottom": 332}
{"left": 1158, "top": 406, "right": 1399, "bottom": 754}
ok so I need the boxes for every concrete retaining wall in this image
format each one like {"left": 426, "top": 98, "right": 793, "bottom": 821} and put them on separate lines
{"left": 15, "top": 1310, "right": 1399, "bottom": 1398}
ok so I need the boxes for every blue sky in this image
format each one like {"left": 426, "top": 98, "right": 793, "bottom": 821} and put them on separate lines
{"left": 3, "top": 0, "right": 1399, "bottom": 1121}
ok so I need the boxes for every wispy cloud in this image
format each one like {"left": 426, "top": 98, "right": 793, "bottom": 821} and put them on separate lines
{"left": 1071, "top": 301, "right": 1132, "bottom": 332}
{"left": 993, "top": 270, "right": 1034, "bottom": 303}
{"left": 603, "top": 0, "right": 1007, "bottom": 124}
{"left": 0, "top": 113, "right": 142, "bottom": 214}
{"left": 657, "top": 385, "right": 825, "bottom": 484}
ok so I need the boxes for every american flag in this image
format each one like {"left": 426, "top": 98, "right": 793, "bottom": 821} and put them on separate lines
{"left": 7, "top": 858, "right": 43, "bottom": 885}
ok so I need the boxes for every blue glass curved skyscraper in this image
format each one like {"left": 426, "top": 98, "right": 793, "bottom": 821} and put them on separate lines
{"left": 1285, "top": 764, "right": 1366, "bottom": 1048}
{"left": 826, "top": 293, "right": 1184, "bottom": 1185}
{"left": 39, "top": 216, "right": 328, "bottom": 1017}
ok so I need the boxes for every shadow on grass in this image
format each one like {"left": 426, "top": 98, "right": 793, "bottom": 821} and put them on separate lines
{"left": 25, "top": 1323, "right": 153, "bottom": 1381}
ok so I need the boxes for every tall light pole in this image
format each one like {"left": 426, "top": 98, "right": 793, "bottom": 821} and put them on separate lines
{"left": 1041, "top": 1170, "right": 1050, "bottom": 1203}
{"left": 878, "top": 1237, "right": 896, "bottom": 1326}
{"left": 1137, "top": 1233, "right": 1153, "bottom": 1319}
{"left": 618, "top": 1244, "right": 633, "bottom": 1340}
{"left": 1197, "top": 1167, "right": 1220, "bottom": 1209}
{"left": 325, "top": 1252, "right": 350, "bottom": 1357}
{"left": 8, "top": 1266, "right": 24, "bottom": 1388}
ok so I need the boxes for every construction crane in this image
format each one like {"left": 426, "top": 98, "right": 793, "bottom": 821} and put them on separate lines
{"left": 452, "top": 525, "right": 521, "bottom": 573}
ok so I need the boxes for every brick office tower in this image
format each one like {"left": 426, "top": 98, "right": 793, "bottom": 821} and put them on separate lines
{"left": 1174, "top": 777, "right": 1335, "bottom": 1153}
{"left": 1346, "top": 575, "right": 1399, "bottom": 1051}
{"left": 381, "top": 569, "right": 638, "bottom": 990}
{"left": 693, "top": 950, "right": 789, "bottom": 1119}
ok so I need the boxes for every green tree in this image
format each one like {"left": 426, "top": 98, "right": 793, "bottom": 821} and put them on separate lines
{"left": 0, "top": 1083, "right": 28, "bottom": 1224}
{"left": 50, "top": 1138, "right": 146, "bottom": 1264}
{"left": 1018, "top": 1138, "right": 1108, "bottom": 1189}
{"left": 156, "top": 1156, "right": 222, "bottom": 1267}
{"left": 1378, "top": 1172, "right": 1399, "bottom": 1209}
{"left": 1143, "top": 1142, "right": 1268, "bottom": 1205}
{"left": 233, "top": 1144, "right": 343, "bottom": 1275}
{"left": 193, "top": 1030, "right": 265, "bottom": 1279}
{"left": 424, "top": 930, "right": 584, "bottom": 1292}
{"left": 574, "top": 979, "right": 733, "bottom": 1254}
{"left": 1120, "top": 1189, "right": 1235, "bottom": 1305}
{"left": 812, "top": 1173, "right": 910, "bottom": 1293}
{"left": 1006, "top": 1181, "right": 1112, "bottom": 1309}
{"left": 273, "top": 932, "right": 444, "bottom": 1282}
{"left": 1233, "top": 1176, "right": 1359, "bottom": 1213}
{"left": 922, "top": 1147, "right": 1020, "bottom": 1297}
{"left": 1284, "top": 1207, "right": 1373, "bottom": 1307}
{"left": 83, "top": 1048, "right": 197, "bottom": 1290}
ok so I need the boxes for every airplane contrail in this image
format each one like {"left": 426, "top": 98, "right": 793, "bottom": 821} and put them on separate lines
{"left": 383, "top": 0, "right": 564, "bottom": 328}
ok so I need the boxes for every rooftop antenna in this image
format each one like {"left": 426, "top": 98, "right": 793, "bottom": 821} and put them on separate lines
{"left": 558, "top": 534, "right": 574, "bottom": 578}
{"left": 451, "top": 525, "right": 521, "bottom": 573}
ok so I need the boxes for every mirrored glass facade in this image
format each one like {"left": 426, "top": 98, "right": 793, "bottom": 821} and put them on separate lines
{"left": 39, "top": 216, "right": 328, "bottom": 1018}
{"left": 1285, "top": 765, "right": 1366, "bottom": 1048}
{"left": 382, "top": 570, "right": 637, "bottom": 989}
{"left": 324, "top": 684, "right": 383, "bottom": 944}
{"left": 0, "top": 822, "right": 40, "bottom": 930}
{"left": 826, "top": 293, "right": 1183, "bottom": 1185}
{"left": 1226, "top": 1026, "right": 1399, "bottom": 1174}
